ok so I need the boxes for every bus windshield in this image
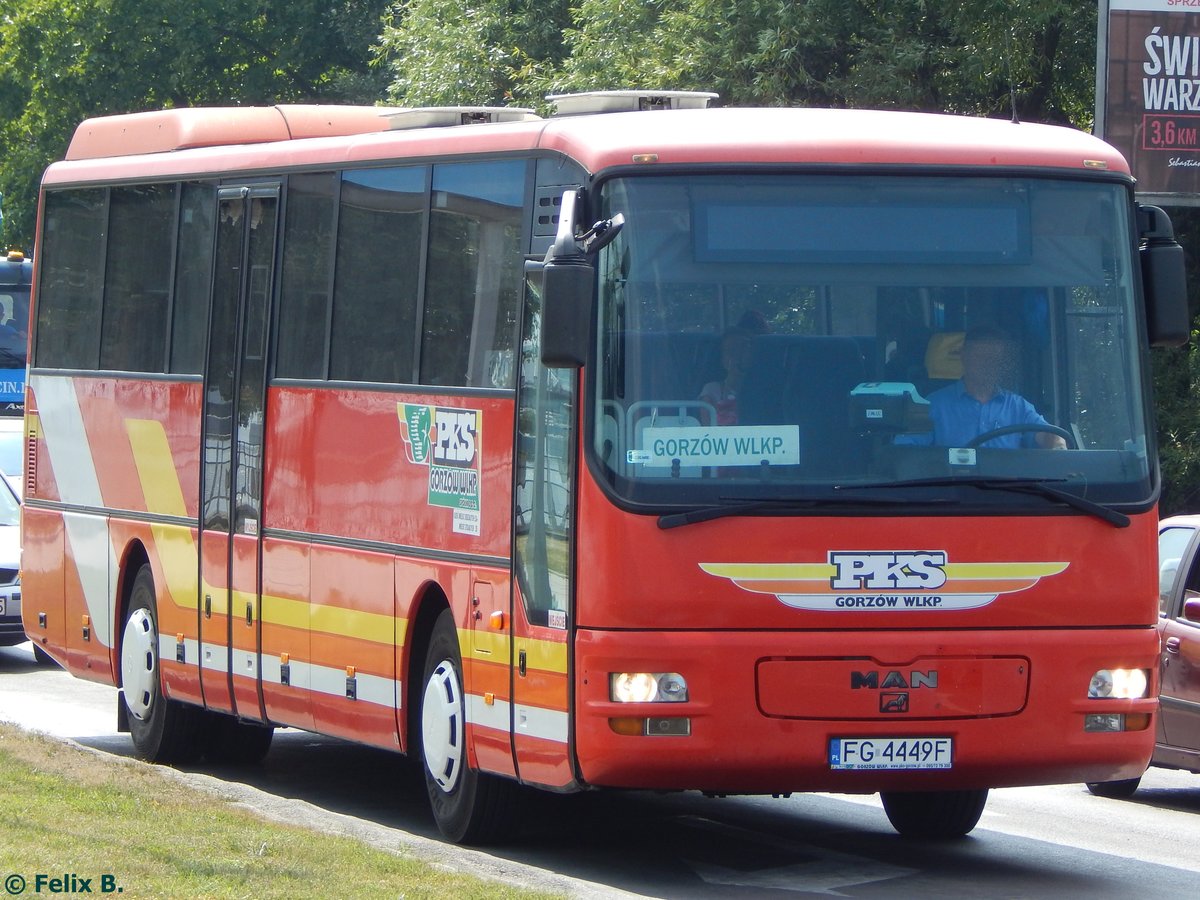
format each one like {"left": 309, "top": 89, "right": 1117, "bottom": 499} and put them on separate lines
{"left": 591, "top": 174, "right": 1149, "bottom": 509}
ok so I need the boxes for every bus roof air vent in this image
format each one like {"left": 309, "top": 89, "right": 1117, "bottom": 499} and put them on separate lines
{"left": 546, "top": 90, "right": 718, "bottom": 116}
{"left": 381, "top": 106, "right": 542, "bottom": 131}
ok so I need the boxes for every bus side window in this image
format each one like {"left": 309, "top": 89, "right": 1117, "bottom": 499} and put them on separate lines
{"left": 420, "top": 160, "right": 525, "bottom": 388}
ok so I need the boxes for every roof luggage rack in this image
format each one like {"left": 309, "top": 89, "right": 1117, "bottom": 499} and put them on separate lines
{"left": 547, "top": 90, "right": 718, "bottom": 116}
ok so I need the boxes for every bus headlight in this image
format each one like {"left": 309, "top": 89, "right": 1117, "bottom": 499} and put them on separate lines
{"left": 610, "top": 672, "right": 689, "bottom": 703}
{"left": 1088, "top": 668, "right": 1149, "bottom": 699}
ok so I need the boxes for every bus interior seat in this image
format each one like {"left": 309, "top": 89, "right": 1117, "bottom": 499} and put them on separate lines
{"left": 920, "top": 331, "right": 964, "bottom": 396}
{"left": 622, "top": 331, "right": 723, "bottom": 404}
{"left": 738, "top": 334, "right": 866, "bottom": 475}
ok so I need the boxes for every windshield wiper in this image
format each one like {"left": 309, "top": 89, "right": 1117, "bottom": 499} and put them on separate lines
{"left": 834, "top": 476, "right": 1130, "bottom": 528}
{"left": 657, "top": 493, "right": 949, "bottom": 530}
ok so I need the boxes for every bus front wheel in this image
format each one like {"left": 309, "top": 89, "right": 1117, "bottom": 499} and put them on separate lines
{"left": 419, "top": 608, "right": 517, "bottom": 844}
{"left": 1085, "top": 777, "right": 1141, "bottom": 799}
{"left": 119, "top": 565, "right": 204, "bottom": 764}
{"left": 880, "top": 788, "right": 988, "bottom": 839}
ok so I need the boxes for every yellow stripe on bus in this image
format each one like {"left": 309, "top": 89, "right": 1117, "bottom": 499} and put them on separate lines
{"left": 465, "top": 629, "right": 567, "bottom": 674}
{"left": 126, "top": 418, "right": 405, "bottom": 646}
{"left": 126, "top": 419, "right": 189, "bottom": 518}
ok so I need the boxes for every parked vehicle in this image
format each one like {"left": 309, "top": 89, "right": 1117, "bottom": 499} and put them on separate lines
{"left": 1086, "top": 514, "right": 1200, "bottom": 797}
{"left": 0, "top": 476, "right": 21, "bottom": 648}
{"left": 0, "top": 416, "right": 23, "bottom": 496}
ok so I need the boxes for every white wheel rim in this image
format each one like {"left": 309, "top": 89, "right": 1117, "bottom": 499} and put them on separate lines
{"left": 422, "top": 659, "right": 464, "bottom": 793}
{"left": 121, "top": 608, "right": 157, "bottom": 721}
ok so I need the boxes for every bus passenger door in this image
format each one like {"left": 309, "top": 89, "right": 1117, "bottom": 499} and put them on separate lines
{"left": 510, "top": 277, "right": 578, "bottom": 789}
{"left": 199, "top": 185, "right": 279, "bottom": 721}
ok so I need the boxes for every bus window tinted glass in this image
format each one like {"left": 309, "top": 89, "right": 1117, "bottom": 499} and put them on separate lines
{"left": 330, "top": 167, "right": 426, "bottom": 384}
{"left": 421, "top": 161, "right": 525, "bottom": 388}
{"left": 277, "top": 173, "right": 336, "bottom": 379}
{"left": 170, "top": 182, "right": 216, "bottom": 374}
{"left": 36, "top": 189, "right": 107, "bottom": 369}
{"left": 101, "top": 184, "right": 176, "bottom": 371}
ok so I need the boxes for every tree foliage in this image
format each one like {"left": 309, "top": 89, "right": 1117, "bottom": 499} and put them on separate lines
{"left": 376, "top": 0, "right": 1096, "bottom": 124}
{"left": 0, "top": 0, "right": 390, "bottom": 247}
{"left": 375, "top": 0, "right": 571, "bottom": 106}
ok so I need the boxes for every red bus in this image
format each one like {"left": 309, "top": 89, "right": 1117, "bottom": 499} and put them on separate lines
{"left": 22, "top": 92, "right": 1189, "bottom": 842}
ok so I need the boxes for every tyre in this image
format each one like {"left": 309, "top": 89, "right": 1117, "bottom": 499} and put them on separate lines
{"left": 420, "top": 608, "right": 518, "bottom": 844}
{"left": 880, "top": 788, "right": 989, "bottom": 839}
{"left": 32, "top": 644, "right": 58, "bottom": 667}
{"left": 120, "top": 566, "right": 205, "bottom": 763}
{"left": 1085, "top": 777, "right": 1141, "bottom": 799}
{"left": 203, "top": 711, "right": 274, "bottom": 765}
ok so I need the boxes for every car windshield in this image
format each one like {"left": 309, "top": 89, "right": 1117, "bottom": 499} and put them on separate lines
{"left": 591, "top": 173, "right": 1149, "bottom": 510}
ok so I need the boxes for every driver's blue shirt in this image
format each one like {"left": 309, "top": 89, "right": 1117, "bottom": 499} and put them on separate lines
{"left": 903, "top": 381, "right": 1050, "bottom": 449}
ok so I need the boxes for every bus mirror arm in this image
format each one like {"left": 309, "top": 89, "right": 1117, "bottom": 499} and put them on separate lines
{"left": 1137, "top": 204, "right": 1190, "bottom": 348}
{"left": 578, "top": 212, "right": 624, "bottom": 255}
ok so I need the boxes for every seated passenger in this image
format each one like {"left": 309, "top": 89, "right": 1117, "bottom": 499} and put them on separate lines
{"left": 903, "top": 325, "right": 1066, "bottom": 449}
{"left": 699, "top": 328, "right": 753, "bottom": 426}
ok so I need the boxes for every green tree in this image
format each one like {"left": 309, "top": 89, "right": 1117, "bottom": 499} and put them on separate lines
{"left": 0, "top": 0, "right": 391, "bottom": 248}
{"left": 374, "top": 0, "right": 571, "bottom": 107}
{"left": 536, "top": 0, "right": 1094, "bottom": 125}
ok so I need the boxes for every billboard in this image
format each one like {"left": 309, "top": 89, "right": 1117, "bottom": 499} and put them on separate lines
{"left": 1098, "top": 0, "right": 1200, "bottom": 201}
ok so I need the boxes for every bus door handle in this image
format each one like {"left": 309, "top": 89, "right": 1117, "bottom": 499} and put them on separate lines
{"left": 246, "top": 601, "right": 254, "bottom": 626}
{"left": 1165, "top": 636, "right": 1181, "bottom": 653}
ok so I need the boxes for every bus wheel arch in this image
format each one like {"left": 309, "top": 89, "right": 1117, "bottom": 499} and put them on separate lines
{"left": 403, "top": 582, "right": 450, "bottom": 755}
{"left": 114, "top": 543, "right": 150, "bottom": 662}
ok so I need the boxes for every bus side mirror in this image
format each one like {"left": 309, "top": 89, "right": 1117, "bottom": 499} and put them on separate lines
{"left": 538, "top": 189, "right": 623, "bottom": 368}
{"left": 1138, "top": 204, "right": 1190, "bottom": 347}
{"left": 540, "top": 258, "right": 594, "bottom": 368}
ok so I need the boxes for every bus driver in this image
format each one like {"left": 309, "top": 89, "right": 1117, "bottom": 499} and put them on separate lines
{"left": 906, "top": 325, "right": 1067, "bottom": 450}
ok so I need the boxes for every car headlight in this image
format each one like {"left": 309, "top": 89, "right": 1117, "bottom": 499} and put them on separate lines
{"left": 610, "top": 672, "right": 689, "bottom": 703}
{"left": 1088, "top": 668, "right": 1149, "bottom": 699}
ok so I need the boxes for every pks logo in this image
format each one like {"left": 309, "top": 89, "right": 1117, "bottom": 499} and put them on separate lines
{"left": 829, "top": 551, "right": 947, "bottom": 590}
{"left": 432, "top": 408, "right": 478, "bottom": 467}
{"left": 398, "top": 403, "right": 482, "bottom": 536}
{"left": 700, "top": 551, "right": 1068, "bottom": 612}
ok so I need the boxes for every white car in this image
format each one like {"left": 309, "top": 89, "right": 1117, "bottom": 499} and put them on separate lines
{"left": 0, "top": 476, "right": 21, "bottom": 649}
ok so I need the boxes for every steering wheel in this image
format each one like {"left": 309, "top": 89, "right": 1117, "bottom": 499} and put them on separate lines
{"left": 965, "top": 423, "right": 1075, "bottom": 449}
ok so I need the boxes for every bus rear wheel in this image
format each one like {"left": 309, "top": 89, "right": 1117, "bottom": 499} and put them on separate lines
{"left": 880, "top": 788, "right": 988, "bottom": 839}
{"left": 120, "top": 565, "right": 204, "bottom": 764}
{"left": 419, "top": 608, "right": 518, "bottom": 844}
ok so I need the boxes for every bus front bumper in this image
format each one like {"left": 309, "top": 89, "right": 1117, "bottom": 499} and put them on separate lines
{"left": 572, "top": 627, "right": 1157, "bottom": 793}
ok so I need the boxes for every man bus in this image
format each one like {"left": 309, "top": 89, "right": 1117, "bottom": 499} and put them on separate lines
{"left": 21, "top": 92, "right": 1188, "bottom": 842}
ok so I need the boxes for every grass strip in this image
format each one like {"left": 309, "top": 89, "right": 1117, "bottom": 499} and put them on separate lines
{"left": 0, "top": 724, "right": 561, "bottom": 899}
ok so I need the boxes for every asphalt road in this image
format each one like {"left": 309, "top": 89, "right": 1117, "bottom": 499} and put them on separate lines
{"left": 2, "top": 642, "right": 1198, "bottom": 898}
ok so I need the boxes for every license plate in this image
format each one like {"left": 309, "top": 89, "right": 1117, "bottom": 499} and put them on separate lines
{"left": 830, "top": 737, "right": 953, "bottom": 770}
